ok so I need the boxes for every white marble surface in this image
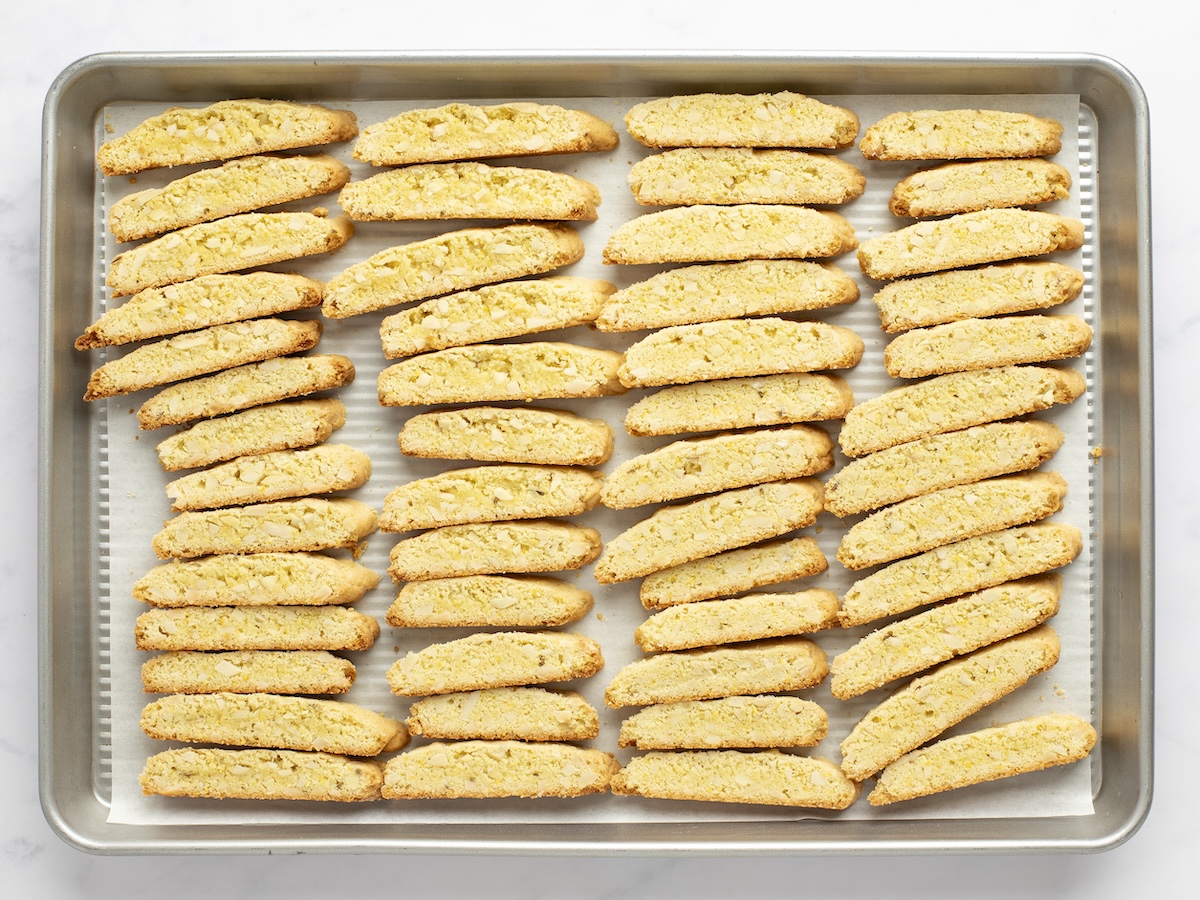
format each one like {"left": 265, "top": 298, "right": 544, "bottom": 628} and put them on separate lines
{"left": 4, "top": 1, "right": 1192, "bottom": 896}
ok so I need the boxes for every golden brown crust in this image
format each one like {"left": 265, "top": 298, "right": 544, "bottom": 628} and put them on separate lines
{"left": 859, "top": 108, "right": 1063, "bottom": 161}
{"left": 139, "top": 748, "right": 382, "bottom": 802}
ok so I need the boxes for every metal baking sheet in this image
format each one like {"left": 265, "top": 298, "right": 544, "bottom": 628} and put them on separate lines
{"left": 38, "top": 51, "right": 1153, "bottom": 855}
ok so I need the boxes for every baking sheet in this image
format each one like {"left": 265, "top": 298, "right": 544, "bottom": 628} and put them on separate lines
{"left": 84, "top": 91, "right": 1098, "bottom": 827}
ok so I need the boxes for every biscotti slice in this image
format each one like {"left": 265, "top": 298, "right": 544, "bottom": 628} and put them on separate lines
{"left": 618, "top": 318, "right": 864, "bottom": 389}
{"left": 109, "top": 153, "right": 352, "bottom": 242}
{"left": 635, "top": 589, "right": 840, "bottom": 653}
{"left": 868, "top": 712, "right": 1097, "bottom": 806}
{"left": 106, "top": 211, "right": 353, "bottom": 297}
{"left": 379, "top": 276, "right": 614, "bottom": 360}
{"left": 151, "top": 497, "right": 378, "bottom": 559}
{"left": 387, "top": 575, "right": 592, "bottom": 628}
{"left": 398, "top": 406, "right": 614, "bottom": 466}
{"left": 872, "top": 262, "right": 1085, "bottom": 334}
{"left": 838, "top": 366, "right": 1086, "bottom": 458}
{"left": 840, "top": 626, "right": 1061, "bottom": 781}
{"left": 134, "top": 605, "right": 380, "bottom": 652}
{"left": 84, "top": 318, "right": 322, "bottom": 401}
{"left": 640, "top": 536, "right": 828, "bottom": 609}
{"left": 339, "top": 162, "right": 601, "bottom": 221}
{"left": 387, "top": 520, "right": 602, "bottom": 582}
{"left": 382, "top": 740, "right": 617, "bottom": 800}
{"left": 601, "top": 425, "right": 833, "bottom": 509}
{"left": 859, "top": 108, "right": 1064, "bottom": 161}
{"left": 628, "top": 148, "right": 865, "bottom": 206}
{"left": 386, "top": 630, "right": 604, "bottom": 696}
{"left": 97, "top": 99, "right": 358, "bottom": 176}
{"left": 140, "top": 748, "right": 382, "bottom": 802}
{"left": 75, "top": 272, "right": 324, "bottom": 350}
{"left": 353, "top": 102, "right": 619, "bottom": 166}
{"left": 156, "top": 398, "right": 347, "bottom": 472}
{"left": 836, "top": 472, "right": 1069, "bottom": 570}
{"left": 857, "top": 209, "right": 1084, "bottom": 281}
{"left": 838, "top": 523, "right": 1082, "bottom": 627}
{"left": 604, "top": 637, "right": 828, "bottom": 707}
{"left": 595, "top": 260, "right": 859, "bottom": 333}
{"left": 625, "top": 92, "right": 859, "bottom": 150}
{"left": 138, "top": 354, "right": 355, "bottom": 430}
{"left": 322, "top": 223, "right": 583, "bottom": 318}
{"left": 133, "top": 551, "right": 378, "bottom": 607}
{"left": 625, "top": 373, "right": 854, "bottom": 437}
{"left": 594, "top": 479, "right": 824, "bottom": 584}
{"left": 141, "top": 649, "right": 357, "bottom": 695}
{"left": 890, "top": 158, "right": 1071, "bottom": 219}
{"left": 830, "top": 575, "right": 1062, "bottom": 698}
{"left": 618, "top": 695, "right": 828, "bottom": 750}
{"left": 603, "top": 205, "right": 858, "bottom": 265}
{"left": 378, "top": 342, "right": 625, "bottom": 406}
{"left": 823, "top": 420, "right": 1064, "bottom": 518}
{"left": 612, "top": 750, "right": 858, "bottom": 809}
{"left": 405, "top": 687, "right": 599, "bottom": 742}
{"left": 141, "top": 692, "right": 407, "bottom": 757}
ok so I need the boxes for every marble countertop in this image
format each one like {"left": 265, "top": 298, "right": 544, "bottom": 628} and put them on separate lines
{"left": 5, "top": 1, "right": 1192, "bottom": 896}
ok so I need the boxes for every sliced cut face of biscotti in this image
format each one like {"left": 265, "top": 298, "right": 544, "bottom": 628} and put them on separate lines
{"left": 830, "top": 575, "right": 1062, "bottom": 698}
{"left": 133, "top": 551, "right": 378, "bottom": 607}
{"left": 859, "top": 108, "right": 1064, "bottom": 161}
{"left": 823, "top": 420, "right": 1064, "bottom": 518}
{"left": 627, "top": 148, "right": 865, "bottom": 206}
{"left": 840, "top": 625, "right": 1061, "bottom": 781}
{"left": 387, "top": 575, "right": 592, "bottom": 629}
{"left": 595, "top": 260, "right": 859, "bottom": 333}
{"left": 837, "top": 523, "right": 1082, "bottom": 627}
{"left": 97, "top": 99, "right": 359, "bottom": 176}
{"left": 890, "top": 158, "right": 1071, "bottom": 219}
{"left": 379, "top": 276, "right": 614, "bottom": 360}
{"left": 639, "top": 536, "right": 828, "bottom": 609}
{"left": 84, "top": 317, "right": 322, "bottom": 401}
{"left": 387, "top": 520, "right": 602, "bottom": 582}
{"left": 867, "top": 712, "right": 1096, "bottom": 806}
{"left": 386, "top": 630, "right": 604, "bottom": 696}
{"left": 625, "top": 373, "right": 854, "bottom": 437}
{"left": 139, "top": 748, "right": 382, "bottom": 802}
{"left": 611, "top": 750, "right": 859, "bottom": 809}
{"left": 601, "top": 425, "right": 833, "bottom": 509}
{"left": 381, "top": 740, "right": 618, "bottom": 800}
{"left": 353, "top": 102, "right": 619, "bottom": 167}
{"left": 838, "top": 366, "right": 1086, "bottom": 458}
{"left": 405, "top": 687, "right": 600, "bottom": 742}
{"left": 398, "top": 406, "right": 614, "bottom": 466}
{"left": 155, "top": 398, "right": 347, "bottom": 472}
{"left": 140, "top": 649, "right": 356, "bottom": 695}
{"left": 138, "top": 354, "right": 355, "bottom": 431}
{"left": 134, "top": 605, "right": 380, "bottom": 652}
{"left": 140, "top": 692, "right": 407, "bottom": 757}
{"left": 625, "top": 92, "right": 860, "bottom": 150}
{"left": 106, "top": 212, "right": 353, "bottom": 297}
{"left": 151, "top": 497, "right": 378, "bottom": 560}
{"left": 378, "top": 342, "right": 625, "bottom": 406}
{"left": 603, "top": 637, "right": 828, "bottom": 707}
{"left": 857, "top": 209, "right": 1084, "bottom": 282}
{"left": 872, "top": 262, "right": 1085, "bottom": 334}
{"left": 603, "top": 205, "right": 858, "bottom": 266}
{"left": 322, "top": 223, "right": 583, "bottom": 318}
{"left": 109, "top": 153, "right": 352, "bottom": 242}
{"left": 635, "top": 589, "right": 840, "bottom": 653}
{"left": 339, "top": 162, "right": 602, "bottom": 221}
{"left": 884, "top": 314, "right": 1093, "bottom": 379}
{"left": 594, "top": 479, "right": 824, "bottom": 584}
{"left": 75, "top": 272, "right": 324, "bottom": 350}
{"left": 836, "top": 472, "right": 1069, "bottom": 570}
{"left": 618, "top": 695, "right": 828, "bottom": 750}
{"left": 618, "top": 318, "right": 864, "bottom": 389}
